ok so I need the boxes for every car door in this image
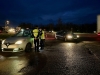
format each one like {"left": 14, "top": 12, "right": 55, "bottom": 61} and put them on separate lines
{"left": 58, "top": 31, "right": 65, "bottom": 39}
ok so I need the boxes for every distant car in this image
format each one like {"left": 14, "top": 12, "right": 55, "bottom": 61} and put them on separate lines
{"left": 55, "top": 30, "right": 64, "bottom": 39}
{"left": 97, "top": 32, "right": 100, "bottom": 36}
{"left": 55, "top": 31, "right": 79, "bottom": 41}
{"left": 1, "top": 29, "right": 34, "bottom": 52}
{"left": 0, "top": 30, "right": 2, "bottom": 33}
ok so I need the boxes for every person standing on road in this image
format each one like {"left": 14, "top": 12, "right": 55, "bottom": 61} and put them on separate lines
{"left": 38, "top": 27, "right": 42, "bottom": 49}
{"left": 32, "top": 26, "right": 40, "bottom": 52}
{"left": 39, "top": 28, "right": 46, "bottom": 50}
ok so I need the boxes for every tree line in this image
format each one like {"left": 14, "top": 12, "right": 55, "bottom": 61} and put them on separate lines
{"left": 18, "top": 18, "right": 96, "bottom": 33}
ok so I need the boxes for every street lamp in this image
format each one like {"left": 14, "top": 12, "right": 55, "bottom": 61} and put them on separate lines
{"left": 5, "top": 20, "right": 9, "bottom": 25}
{"left": 5, "top": 20, "right": 10, "bottom": 33}
{"left": 6, "top": 20, "right": 9, "bottom": 24}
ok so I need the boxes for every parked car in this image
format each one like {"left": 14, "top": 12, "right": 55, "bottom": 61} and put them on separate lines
{"left": 1, "top": 29, "right": 34, "bottom": 52}
{"left": 97, "top": 32, "right": 100, "bottom": 36}
{"left": 55, "top": 30, "right": 79, "bottom": 41}
{"left": 0, "top": 30, "right": 2, "bottom": 33}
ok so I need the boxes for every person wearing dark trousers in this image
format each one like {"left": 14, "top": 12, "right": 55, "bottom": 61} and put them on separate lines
{"left": 39, "top": 28, "right": 46, "bottom": 50}
{"left": 32, "top": 26, "right": 40, "bottom": 52}
{"left": 39, "top": 27, "right": 42, "bottom": 49}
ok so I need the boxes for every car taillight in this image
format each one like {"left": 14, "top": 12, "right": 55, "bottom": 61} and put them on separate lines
{"left": 98, "top": 34, "right": 100, "bottom": 35}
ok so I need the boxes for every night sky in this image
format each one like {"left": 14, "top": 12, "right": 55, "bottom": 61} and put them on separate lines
{"left": 0, "top": 0, "right": 100, "bottom": 26}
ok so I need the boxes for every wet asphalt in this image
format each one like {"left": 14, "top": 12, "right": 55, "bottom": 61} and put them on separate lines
{"left": 0, "top": 37, "right": 100, "bottom": 75}
{"left": 37, "top": 39, "right": 100, "bottom": 75}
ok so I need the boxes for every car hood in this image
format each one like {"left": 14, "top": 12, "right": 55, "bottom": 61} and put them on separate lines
{"left": 4, "top": 36, "right": 28, "bottom": 43}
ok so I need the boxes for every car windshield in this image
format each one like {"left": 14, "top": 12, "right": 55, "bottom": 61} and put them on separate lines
{"left": 56, "top": 30, "right": 65, "bottom": 34}
{"left": 13, "top": 29, "right": 32, "bottom": 37}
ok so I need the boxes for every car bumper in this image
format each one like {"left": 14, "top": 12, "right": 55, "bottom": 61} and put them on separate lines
{"left": 1, "top": 44, "right": 24, "bottom": 52}
{"left": 67, "top": 37, "right": 77, "bottom": 39}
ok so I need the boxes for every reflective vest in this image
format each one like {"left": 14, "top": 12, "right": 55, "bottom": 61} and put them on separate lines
{"left": 41, "top": 30, "right": 45, "bottom": 39}
{"left": 33, "top": 29, "right": 39, "bottom": 38}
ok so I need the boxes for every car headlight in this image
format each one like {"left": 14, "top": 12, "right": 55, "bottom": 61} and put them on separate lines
{"left": 67, "top": 35, "right": 73, "bottom": 39}
{"left": 15, "top": 40, "right": 23, "bottom": 44}
{"left": 2, "top": 40, "right": 5, "bottom": 44}
{"left": 77, "top": 35, "right": 79, "bottom": 38}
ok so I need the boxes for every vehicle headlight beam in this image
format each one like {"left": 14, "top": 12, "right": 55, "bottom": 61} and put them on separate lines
{"left": 15, "top": 40, "right": 23, "bottom": 44}
{"left": 2, "top": 40, "right": 5, "bottom": 44}
{"left": 77, "top": 35, "right": 79, "bottom": 38}
{"left": 67, "top": 35, "right": 73, "bottom": 39}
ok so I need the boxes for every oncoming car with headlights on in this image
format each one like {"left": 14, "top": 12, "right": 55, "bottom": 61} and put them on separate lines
{"left": 1, "top": 29, "right": 34, "bottom": 52}
{"left": 56, "top": 31, "right": 79, "bottom": 42}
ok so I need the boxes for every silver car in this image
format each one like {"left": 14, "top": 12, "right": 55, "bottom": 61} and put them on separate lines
{"left": 1, "top": 29, "right": 34, "bottom": 52}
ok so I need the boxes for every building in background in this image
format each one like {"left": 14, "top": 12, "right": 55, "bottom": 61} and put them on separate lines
{"left": 97, "top": 15, "right": 100, "bottom": 33}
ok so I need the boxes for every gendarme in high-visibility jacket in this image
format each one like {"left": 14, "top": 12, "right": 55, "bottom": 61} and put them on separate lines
{"left": 40, "top": 30, "right": 45, "bottom": 39}
{"left": 33, "top": 29, "right": 39, "bottom": 38}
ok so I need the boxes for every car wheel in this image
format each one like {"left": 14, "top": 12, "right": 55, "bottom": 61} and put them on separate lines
{"left": 25, "top": 43, "right": 32, "bottom": 52}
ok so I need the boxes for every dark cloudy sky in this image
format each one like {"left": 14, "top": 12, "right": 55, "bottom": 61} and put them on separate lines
{"left": 0, "top": 0, "right": 100, "bottom": 26}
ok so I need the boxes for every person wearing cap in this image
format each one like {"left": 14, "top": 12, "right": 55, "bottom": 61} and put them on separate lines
{"left": 32, "top": 26, "right": 40, "bottom": 52}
